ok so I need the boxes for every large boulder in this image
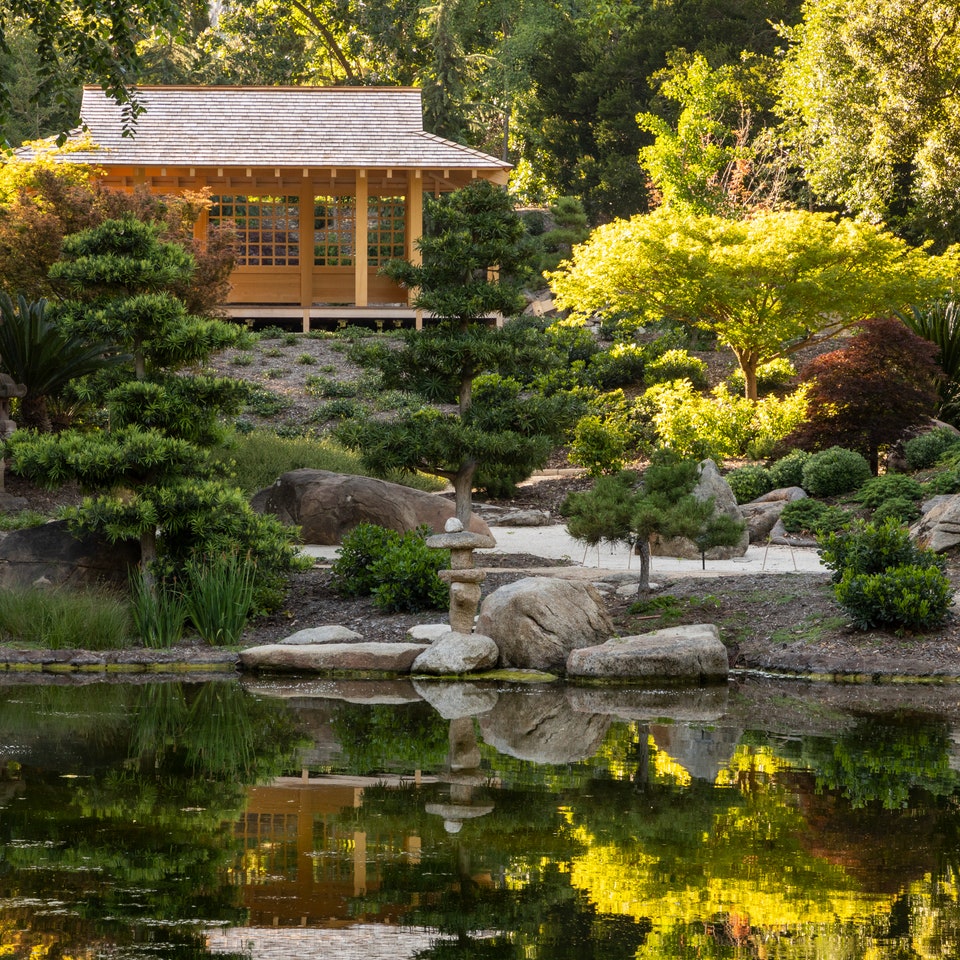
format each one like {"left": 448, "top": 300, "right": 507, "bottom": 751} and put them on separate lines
{"left": 740, "top": 486, "right": 807, "bottom": 543}
{"left": 566, "top": 624, "right": 728, "bottom": 684}
{"left": 651, "top": 459, "right": 749, "bottom": 559}
{"left": 475, "top": 576, "right": 614, "bottom": 673}
{"left": 0, "top": 520, "right": 140, "bottom": 589}
{"left": 251, "top": 468, "right": 491, "bottom": 544}
{"left": 912, "top": 494, "right": 960, "bottom": 552}
{"left": 411, "top": 630, "right": 500, "bottom": 675}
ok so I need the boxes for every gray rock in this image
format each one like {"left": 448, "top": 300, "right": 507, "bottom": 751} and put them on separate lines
{"left": 651, "top": 459, "right": 749, "bottom": 559}
{"left": 476, "top": 576, "right": 614, "bottom": 673}
{"left": 239, "top": 641, "right": 429, "bottom": 674}
{"left": 0, "top": 519, "right": 140, "bottom": 589}
{"left": 741, "top": 486, "right": 808, "bottom": 543}
{"left": 566, "top": 624, "right": 728, "bottom": 684}
{"left": 497, "top": 508, "right": 552, "bottom": 526}
{"left": 478, "top": 687, "right": 611, "bottom": 763}
{"left": 412, "top": 630, "right": 500, "bottom": 675}
{"left": 251, "top": 468, "right": 491, "bottom": 544}
{"left": 407, "top": 624, "right": 452, "bottom": 642}
{"left": 412, "top": 679, "right": 499, "bottom": 719}
{"left": 913, "top": 494, "right": 960, "bottom": 552}
{"left": 279, "top": 625, "right": 363, "bottom": 644}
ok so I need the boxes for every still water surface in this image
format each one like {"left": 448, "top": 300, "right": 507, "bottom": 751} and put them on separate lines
{"left": 1, "top": 676, "right": 960, "bottom": 959}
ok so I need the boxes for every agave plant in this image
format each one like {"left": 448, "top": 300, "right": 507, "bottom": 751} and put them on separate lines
{"left": 0, "top": 291, "right": 122, "bottom": 431}
{"left": 898, "top": 299, "right": 960, "bottom": 424}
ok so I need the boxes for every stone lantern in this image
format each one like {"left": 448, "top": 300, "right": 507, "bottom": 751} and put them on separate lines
{"left": 426, "top": 518, "right": 496, "bottom": 634}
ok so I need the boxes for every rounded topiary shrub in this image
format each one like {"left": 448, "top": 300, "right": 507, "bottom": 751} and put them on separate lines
{"left": 871, "top": 496, "right": 921, "bottom": 524}
{"left": 726, "top": 464, "right": 774, "bottom": 504}
{"left": 818, "top": 517, "right": 942, "bottom": 583}
{"left": 834, "top": 564, "right": 953, "bottom": 631}
{"left": 801, "top": 446, "right": 872, "bottom": 497}
{"left": 644, "top": 349, "right": 709, "bottom": 390}
{"left": 903, "top": 427, "right": 960, "bottom": 470}
{"left": 855, "top": 473, "right": 924, "bottom": 509}
{"left": 780, "top": 499, "right": 851, "bottom": 536}
{"left": 767, "top": 449, "right": 811, "bottom": 489}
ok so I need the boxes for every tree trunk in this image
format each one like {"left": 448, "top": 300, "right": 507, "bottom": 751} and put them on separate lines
{"left": 453, "top": 461, "right": 477, "bottom": 529}
{"left": 139, "top": 526, "right": 158, "bottom": 595}
{"left": 636, "top": 538, "right": 651, "bottom": 595}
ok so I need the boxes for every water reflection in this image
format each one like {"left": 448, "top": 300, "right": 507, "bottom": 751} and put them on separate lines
{"left": 1, "top": 677, "right": 960, "bottom": 957}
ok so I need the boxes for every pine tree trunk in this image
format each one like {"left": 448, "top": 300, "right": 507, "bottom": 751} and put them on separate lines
{"left": 636, "top": 539, "right": 652, "bottom": 595}
{"left": 453, "top": 461, "right": 477, "bottom": 529}
{"left": 139, "top": 527, "right": 158, "bottom": 595}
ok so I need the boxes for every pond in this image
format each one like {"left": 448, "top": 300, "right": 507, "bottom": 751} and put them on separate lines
{"left": 2, "top": 674, "right": 960, "bottom": 959}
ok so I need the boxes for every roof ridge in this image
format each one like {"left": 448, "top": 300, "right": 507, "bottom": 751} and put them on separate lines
{"left": 82, "top": 84, "right": 422, "bottom": 94}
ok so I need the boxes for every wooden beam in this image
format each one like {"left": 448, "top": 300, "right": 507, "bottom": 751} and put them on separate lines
{"left": 354, "top": 173, "right": 368, "bottom": 307}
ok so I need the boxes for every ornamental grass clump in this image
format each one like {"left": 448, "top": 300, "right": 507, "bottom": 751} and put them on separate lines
{"left": 184, "top": 553, "right": 257, "bottom": 646}
{"left": 0, "top": 586, "right": 131, "bottom": 650}
{"left": 130, "top": 572, "right": 187, "bottom": 649}
{"left": 818, "top": 518, "right": 952, "bottom": 632}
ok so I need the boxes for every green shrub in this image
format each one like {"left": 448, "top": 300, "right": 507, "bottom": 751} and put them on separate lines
{"left": 767, "top": 449, "right": 811, "bottom": 489}
{"left": 331, "top": 523, "right": 449, "bottom": 612}
{"left": 245, "top": 387, "right": 293, "bottom": 418}
{"left": 726, "top": 464, "right": 773, "bottom": 504}
{"left": 331, "top": 523, "right": 399, "bottom": 597}
{"left": 644, "top": 349, "right": 709, "bottom": 390}
{"left": 642, "top": 380, "right": 809, "bottom": 461}
{"left": 780, "top": 498, "right": 851, "bottom": 535}
{"left": 855, "top": 474, "right": 924, "bottom": 508}
{"left": 570, "top": 414, "right": 634, "bottom": 476}
{"left": 872, "top": 496, "right": 921, "bottom": 524}
{"left": 727, "top": 358, "right": 797, "bottom": 396}
{"left": 310, "top": 398, "right": 366, "bottom": 424}
{"left": 305, "top": 375, "right": 361, "bottom": 399}
{"left": 820, "top": 518, "right": 950, "bottom": 632}
{"left": 586, "top": 342, "right": 647, "bottom": 388}
{"left": 818, "top": 518, "right": 943, "bottom": 584}
{"left": 903, "top": 427, "right": 960, "bottom": 469}
{"left": 801, "top": 446, "right": 872, "bottom": 497}
{"left": 925, "top": 467, "right": 960, "bottom": 495}
{"left": 834, "top": 564, "right": 953, "bottom": 631}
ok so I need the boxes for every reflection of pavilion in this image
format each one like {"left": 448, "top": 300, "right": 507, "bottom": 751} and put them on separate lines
{"left": 226, "top": 774, "right": 430, "bottom": 928}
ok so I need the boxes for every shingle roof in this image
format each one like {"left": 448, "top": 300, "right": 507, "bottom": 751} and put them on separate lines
{"left": 50, "top": 86, "right": 510, "bottom": 170}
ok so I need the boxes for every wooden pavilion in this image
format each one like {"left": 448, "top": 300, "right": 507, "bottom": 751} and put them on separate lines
{"left": 49, "top": 85, "right": 512, "bottom": 328}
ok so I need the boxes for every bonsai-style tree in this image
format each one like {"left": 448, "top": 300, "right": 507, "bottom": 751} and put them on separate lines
{"left": 339, "top": 180, "right": 579, "bottom": 526}
{"left": 563, "top": 452, "right": 745, "bottom": 593}
{"left": 549, "top": 207, "right": 955, "bottom": 399}
{"left": 785, "top": 317, "right": 940, "bottom": 474}
{"left": 9, "top": 215, "right": 302, "bottom": 605}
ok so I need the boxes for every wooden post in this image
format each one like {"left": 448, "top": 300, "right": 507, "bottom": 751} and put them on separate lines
{"left": 299, "top": 178, "right": 314, "bottom": 313}
{"left": 407, "top": 170, "right": 424, "bottom": 326}
{"left": 354, "top": 171, "right": 368, "bottom": 308}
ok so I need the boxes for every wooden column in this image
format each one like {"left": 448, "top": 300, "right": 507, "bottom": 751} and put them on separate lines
{"left": 299, "top": 179, "right": 314, "bottom": 317}
{"left": 354, "top": 171, "right": 368, "bottom": 308}
{"left": 406, "top": 170, "right": 424, "bottom": 329}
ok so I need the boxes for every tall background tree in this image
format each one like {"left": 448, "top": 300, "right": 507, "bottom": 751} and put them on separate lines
{"left": 778, "top": 0, "right": 960, "bottom": 247}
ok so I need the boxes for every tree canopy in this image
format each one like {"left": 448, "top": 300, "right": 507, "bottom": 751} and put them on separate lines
{"left": 549, "top": 207, "right": 957, "bottom": 399}
{"left": 778, "top": 0, "right": 960, "bottom": 246}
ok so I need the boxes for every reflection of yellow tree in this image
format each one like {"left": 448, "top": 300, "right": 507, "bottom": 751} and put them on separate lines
{"left": 567, "top": 740, "right": 894, "bottom": 956}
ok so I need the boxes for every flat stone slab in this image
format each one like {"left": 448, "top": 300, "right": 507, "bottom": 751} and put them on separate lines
{"left": 240, "top": 641, "right": 429, "bottom": 674}
{"left": 279, "top": 625, "right": 363, "bottom": 644}
{"left": 566, "top": 624, "right": 728, "bottom": 684}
